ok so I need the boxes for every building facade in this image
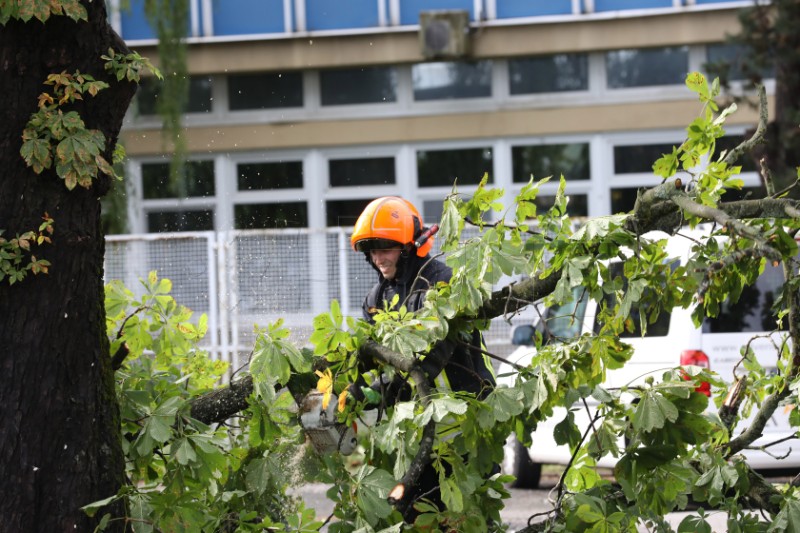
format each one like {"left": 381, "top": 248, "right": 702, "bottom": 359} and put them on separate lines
{"left": 116, "top": 0, "right": 770, "bottom": 234}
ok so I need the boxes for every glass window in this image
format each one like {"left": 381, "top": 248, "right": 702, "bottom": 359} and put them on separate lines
{"left": 614, "top": 143, "right": 675, "bottom": 174}
{"left": 326, "top": 199, "right": 373, "bottom": 227}
{"left": 716, "top": 135, "right": 758, "bottom": 173}
{"left": 417, "top": 147, "right": 493, "bottom": 187}
{"left": 412, "top": 61, "right": 492, "bottom": 101}
{"left": 142, "top": 161, "right": 215, "bottom": 199}
{"left": 329, "top": 157, "right": 395, "bottom": 187}
{"left": 306, "top": 0, "right": 379, "bottom": 30}
{"left": 610, "top": 187, "right": 640, "bottom": 214}
{"left": 320, "top": 66, "right": 397, "bottom": 106}
{"left": 212, "top": 0, "right": 285, "bottom": 35}
{"left": 228, "top": 72, "right": 303, "bottom": 110}
{"left": 234, "top": 202, "right": 308, "bottom": 229}
{"left": 706, "top": 43, "right": 775, "bottom": 83}
{"left": 147, "top": 210, "right": 214, "bottom": 232}
{"left": 509, "top": 54, "right": 588, "bottom": 95}
{"left": 526, "top": 194, "right": 588, "bottom": 217}
{"left": 513, "top": 143, "right": 590, "bottom": 183}
{"left": 595, "top": 0, "right": 671, "bottom": 11}
{"left": 606, "top": 46, "right": 688, "bottom": 88}
{"left": 703, "top": 261, "right": 784, "bottom": 333}
{"left": 137, "top": 76, "right": 213, "bottom": 115}
{"left": 497, "top": 0, "right": 571, "bottom": 17}
{"left": 546, "top": 286, "right": 590, "bottom": 340}
{"left": 422, "top": 199, "right": 445, "bottom": 223}
{"left": 237, "top": 161, "right": 303, "bottom": 191}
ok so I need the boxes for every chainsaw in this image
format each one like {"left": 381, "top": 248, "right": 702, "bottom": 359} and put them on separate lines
{"left": 299, "top": 390, "right": 378, "bottom": 456}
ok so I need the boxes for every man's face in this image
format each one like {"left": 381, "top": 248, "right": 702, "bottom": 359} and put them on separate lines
{"left": 370, "top": 247, "right": 403, "bottom": 279}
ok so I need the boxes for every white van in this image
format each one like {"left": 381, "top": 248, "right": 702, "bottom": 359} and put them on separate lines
{"left": 498, "top": 229, "right": 798, "bottom": 488}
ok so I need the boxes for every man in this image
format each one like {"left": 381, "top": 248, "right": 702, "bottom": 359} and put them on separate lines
{"left": 349, "top": 196, "right": 496, "bottom": 520}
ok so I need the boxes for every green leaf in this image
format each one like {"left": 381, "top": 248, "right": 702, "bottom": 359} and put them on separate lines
{"left": 633, "top": 390, "right": 679, "bottom": 432}
{"left": 80, "top": 495, "right": 120, "bottom": 517}
{"left": 355, "top": 466, "right": 394, "bottom": 525}
{"left": 172, "top": 437, "right": 197, "bottom": 466}
{"left": 677, "top": 514, "right": 712, "bottom": 533}
{"left": 768, "top": 497, "right": 800, "bottom": 532}
{"left": 420, "top": 397, "right": 468, "bottom": 424}
{"left": 439, "top": 197, "right": 463, "bottom": 251}
{"left": 245, "top": 456, "right": 274, "bottom": 495}
{"left": 483, "top": 386, "right": 524, "bottom": 425}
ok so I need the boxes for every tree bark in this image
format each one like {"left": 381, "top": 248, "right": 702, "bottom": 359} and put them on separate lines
{"left": 0, "top": 2, "right": 137, "bottom": 531}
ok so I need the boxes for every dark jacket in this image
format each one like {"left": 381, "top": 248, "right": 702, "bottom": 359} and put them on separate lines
{"left": 362, "top": 253, "right": 495, "bottom": 397}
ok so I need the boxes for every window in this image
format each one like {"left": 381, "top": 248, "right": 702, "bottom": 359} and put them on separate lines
{"left": 545, "top": 286, "right": 590, "bottom": 341}
{"left": 326, "top": 199, "right": 372, "bottom": 227}
{"left": 228, "top": 72, "right": 303, "bottom": 110}
{"left": 610, "top": 187, "right": 639, "bottom": 214}
{"left": 329, "top": 157, "right": 395, "bottom": 187}
{"left": 234, "top": 202, "right": 308, "bottom": 229}
{"left": 509, "top": 54, "right": 588, "bottom": 95}
{"left": 417, "top": 147, "right": 493, "bottom": 187}
{"left": 496, "top": 0, "right": 571, "bottom": 17}
{"left": 716, "top": 135, "right": 758, "bottom": 173}
{"left": 412, "top": 61, "right": 492, "bottom": 101}
{"left": 147, "top": 210, "right": 214, "bottom": 232}
{"left": 606, "top": 46, "right": 688, "bottom": 88}
{"left": 595, "top": 0, "right": 671, "bottom": 11}
{"left": 512, "top": 143, "right": 590, "bottom": 182}
{"left": 706, "top": 43, "right": 774, "bottom": 83}
{"left": 703, "top": 261, "right": 785, "bottom": 333}
{"left": 142, "top": 161, "right": 215, "bottom": 199}
{"left": 306, "top": 0, "right": 379, "bottom": 30}
{"left": 320, "top": 66, "right": 397, "bottom": 106}
{"left": 237, "top": 161, "right": 303, "bottom": 191}
{"left": 212, "top": 0, "right": 285, "bottom": 35}
{"left": 527, "top": 194, "right": 588, "bottom": 217}
{"left": 422, "top": 199, "right": 446, "bottom": 223}
{"left": 614, "top": 143, "right": 675, "bottom": 174}
{"left": 137, "top": 76, "right": 213, "bottom": 115}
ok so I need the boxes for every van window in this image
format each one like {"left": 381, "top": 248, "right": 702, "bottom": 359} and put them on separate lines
{"left": 545, "top": 287, "right": 589, "bottom": 340}
{"left": 595, "top": 263, "right": 672, "bottom": 337}
{"left": 703, "top": 262, "right": 784, "bottom": 333}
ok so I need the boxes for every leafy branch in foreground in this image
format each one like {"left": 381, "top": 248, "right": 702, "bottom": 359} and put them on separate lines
{"left": 88, "top": 72, "right": 800, "bottom": 532}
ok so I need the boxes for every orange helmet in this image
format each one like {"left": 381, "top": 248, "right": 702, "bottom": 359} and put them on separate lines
{"left": 351, "top": 197, "right": 434, "bottom": 257}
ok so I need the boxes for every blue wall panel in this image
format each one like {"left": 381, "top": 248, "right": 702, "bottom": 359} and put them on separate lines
{"left": 213, "top": 0, "right": 285, "bottom": 35}
{"left": 120, "top": 0, "right": 156, "bottom": 40}
{"left": 400, "top": 0, "right": 473, "bottom": 26}
{"left": 595, "top": 0, "right": 672, "bottom": 11}
{"left": 306, "top": 0, "right": 380, "bottom": 30}
{"left": 496, "top": 0, "right": 572, "bottom": 18}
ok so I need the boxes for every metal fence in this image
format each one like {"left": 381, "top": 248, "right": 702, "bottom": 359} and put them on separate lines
{"left": 105, "top": 228, "right": 535, "bottom": 375}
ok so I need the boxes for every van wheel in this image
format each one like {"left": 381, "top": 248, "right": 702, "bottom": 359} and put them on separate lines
{"left": 503, "top": 436, "right": 542, "bottom": 489}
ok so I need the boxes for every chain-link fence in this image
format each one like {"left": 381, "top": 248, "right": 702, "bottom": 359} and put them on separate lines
{"left": 105, "top": 228, "right": 536, "bottom": 376}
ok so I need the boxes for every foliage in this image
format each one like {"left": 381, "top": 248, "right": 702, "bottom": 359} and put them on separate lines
{"left": 19, "top": 50, "right": 160, "bottom": 191}
{"left": 87, "top": 74, "right": 800, "bottom": 532}
{"left": 0, "top": 0, "right": 87, "bottom": 24}
{"left": 102, "top": 48, "right": 162, "bottom": 84}
{"left": 20, "top": 70, "right": 117, "bottom": 189}
{"left": 97, "top": 271, "right": 321, "bottom": 532}
{"left": 0, "top": 214, "right": 53, "bottom": 285}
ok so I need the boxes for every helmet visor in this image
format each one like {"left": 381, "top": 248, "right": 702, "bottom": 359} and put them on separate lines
{"left": 353, "top": 238, "right": 404, "bottom": 252}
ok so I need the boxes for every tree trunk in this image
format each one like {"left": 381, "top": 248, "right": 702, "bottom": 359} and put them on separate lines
{"left": 0, "top": 2, "right": 136, "bottom": 531}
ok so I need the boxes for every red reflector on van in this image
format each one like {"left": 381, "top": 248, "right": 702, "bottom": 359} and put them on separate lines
{"left": 680, "top": 350, "right": 711, "bottom": 396}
